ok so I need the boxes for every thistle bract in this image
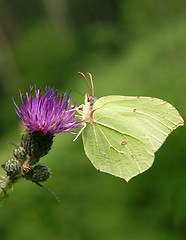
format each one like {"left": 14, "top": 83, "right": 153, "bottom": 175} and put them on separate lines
{"left": 13, "top": 146, "right": 27, "bottom": 161}
{"left": 13, "top": 86, "right": 82, "bottom": 135}
{"left": 24, "top": 164, "right": 51, "bottom": 182}
{"left": 25, "top": 131, "right": 54, "bottom": 164}
{"left": 1, "top": 159, "right": 22, "bottom": 177}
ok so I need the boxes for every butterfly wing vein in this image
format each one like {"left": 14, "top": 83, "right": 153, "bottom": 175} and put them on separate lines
{"left": 82, "top": 95, "right": 184, "bottom": 181}
{"left": 82, "top": 108, "right": 155, "bottom": 181}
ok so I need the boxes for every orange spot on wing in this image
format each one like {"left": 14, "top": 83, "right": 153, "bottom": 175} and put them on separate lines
{"left": 121, "top": 140, "right": 127, "bottom": 146}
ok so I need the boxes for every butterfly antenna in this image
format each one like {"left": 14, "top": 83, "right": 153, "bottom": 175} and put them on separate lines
{"left": 78, "top": 72, "right": 92, "bottom": 96}
{"left": 34, "top": 182, "right": 61, "bottom": 203}
{"left": 87, "top": 72, "right": 94, "bottom": 96}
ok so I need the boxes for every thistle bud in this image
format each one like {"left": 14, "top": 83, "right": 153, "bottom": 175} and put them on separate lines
{"left": 25, "top": 131, "right": 54, "bottom": 165}
{"left": 13, "top": 147, "right": 27, "bottom": 161}
{"left": 24, "top": 164, "right": 50, "bottom": 182}
{"left": 1, "top": 158, "right": 22, "bottom": 177}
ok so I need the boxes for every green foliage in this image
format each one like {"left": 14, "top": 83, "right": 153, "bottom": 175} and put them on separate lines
{"left": 0, "top": 1, "right": 186, "bottom": 239}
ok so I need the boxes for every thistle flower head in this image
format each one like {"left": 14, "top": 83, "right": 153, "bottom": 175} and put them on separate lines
{"left": 13, "top": 86, "right": 81, "bottom": 135}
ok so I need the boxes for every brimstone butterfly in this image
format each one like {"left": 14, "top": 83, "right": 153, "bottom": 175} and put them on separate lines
{"left": 75, "top": 72, "right": 184, "bottom": 181}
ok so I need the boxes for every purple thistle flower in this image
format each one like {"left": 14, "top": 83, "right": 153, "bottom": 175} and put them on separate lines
{"left": 13, "top": 86, "right": 82, "bottom": 135}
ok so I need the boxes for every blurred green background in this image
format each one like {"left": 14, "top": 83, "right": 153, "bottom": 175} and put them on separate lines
{"left": 0, "top": 0, "right": 186, "bottom": 239}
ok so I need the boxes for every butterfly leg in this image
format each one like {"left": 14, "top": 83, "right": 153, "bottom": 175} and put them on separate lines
{"left": 75, "top": 104, "right": 85, "bottom": 121}
{"left": 75, "top": 114, "right": 83, "bottom": 120}
{"left": 73, "top": 122, "right": 86, "bottom": 141}
{"left": 75, "top": 104, "right": 85, "bottom": 115}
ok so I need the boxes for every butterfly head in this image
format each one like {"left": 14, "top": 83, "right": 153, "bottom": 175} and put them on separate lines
{"left": 78, "top": 71, "right": 97, "bottom": 107}
{"left": 85, "top": 93, "right": 97, "bottom": 106}
{"left": 78, "top": 72, "right": 97, "bottom": 122}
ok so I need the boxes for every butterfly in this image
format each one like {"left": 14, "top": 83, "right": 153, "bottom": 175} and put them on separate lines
{"left": 75, "top": 72, "right": 184, "bottom": 181}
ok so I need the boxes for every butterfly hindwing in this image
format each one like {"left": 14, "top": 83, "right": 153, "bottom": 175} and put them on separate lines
{"left": 82, "top": 107, "right": 154, "bottom": 181}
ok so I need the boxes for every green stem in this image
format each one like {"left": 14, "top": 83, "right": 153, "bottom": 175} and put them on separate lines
{"left": 0, "top": 176, "right": 11, "bottom": 201}
{"left": 0, "top": 175, "right": 20, "bottom": 203}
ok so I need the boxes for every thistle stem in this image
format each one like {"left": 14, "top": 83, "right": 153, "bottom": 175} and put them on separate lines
{"left": 0, "top": 176, "right": 12, "bottom": 199}
{"left": 0, "top": 175, "right": 20, "bottom": 202}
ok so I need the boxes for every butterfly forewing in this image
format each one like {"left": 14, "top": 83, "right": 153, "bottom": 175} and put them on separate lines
{"left": 93, "top": 96, "right": 184, "bottom": 152}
